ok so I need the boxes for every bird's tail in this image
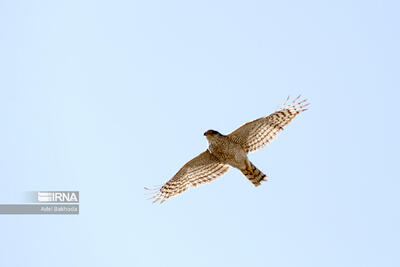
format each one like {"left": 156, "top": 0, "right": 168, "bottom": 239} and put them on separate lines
{"left": 241, "top": 161, "right": 267, "bottom": 187}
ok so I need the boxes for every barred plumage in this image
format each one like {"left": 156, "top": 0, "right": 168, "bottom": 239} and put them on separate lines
{"left": 148, "top": 96, "right": 309, "bottom": 203}
{"left": 228, "top": 95, "right": 308, "bottom": 153}
{"left": 241, "top": 161, "right": 267, "bottom": 186}
{"left": 148, "top": 150, "right": 229, "bottom": 203}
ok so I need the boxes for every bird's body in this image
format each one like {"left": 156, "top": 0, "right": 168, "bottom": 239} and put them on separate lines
{"left": 205, "top": 131, "right": 247, "bottom": 170}
{"left": 148, "top": 96, "right": 309, "bottom": 203}
{"left": 205, "top": 131, "right": 267, "bottom": 186}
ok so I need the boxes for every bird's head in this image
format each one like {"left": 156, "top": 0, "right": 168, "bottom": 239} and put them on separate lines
{"left": 204, "top": 130, "right": 222, "bottom": 141}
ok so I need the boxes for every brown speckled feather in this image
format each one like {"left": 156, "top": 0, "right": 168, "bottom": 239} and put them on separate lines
{"left": 150, "top": 150, "right": 229, "bottom": 203}
{"left": 228, "top": 96, "right": 309, "bottom": 153}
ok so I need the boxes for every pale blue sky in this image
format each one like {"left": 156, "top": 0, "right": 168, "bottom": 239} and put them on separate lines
{"left": 0, "top": 0, "right": 399, "bottom": 266}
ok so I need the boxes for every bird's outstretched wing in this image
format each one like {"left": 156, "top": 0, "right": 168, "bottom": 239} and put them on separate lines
{"left": 148, "top": 150, "right": 229, "bottom": 203}
{"left": 228, "top": 96, "right": 309, "bottom": 153}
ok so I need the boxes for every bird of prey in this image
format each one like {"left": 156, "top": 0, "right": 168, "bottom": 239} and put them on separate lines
{"left": 147, "top": 96, "right": 309, "bottom": 203}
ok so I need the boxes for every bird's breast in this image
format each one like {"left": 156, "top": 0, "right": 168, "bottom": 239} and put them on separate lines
{"left": 208, "top": 139, "right": 246, "bottom": 168}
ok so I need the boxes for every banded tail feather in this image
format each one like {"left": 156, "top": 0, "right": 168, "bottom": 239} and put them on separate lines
{"left": 241, "top": 161, "right": 267, "bottom": 186}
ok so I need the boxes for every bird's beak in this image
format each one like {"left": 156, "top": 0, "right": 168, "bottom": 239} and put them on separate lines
{"left": 203, "top": 132, "right": 207, "bottom": 136}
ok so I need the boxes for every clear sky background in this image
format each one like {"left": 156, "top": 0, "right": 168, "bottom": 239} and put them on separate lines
{"left": 0, "top": 0, "right": 399, "bottom": 266}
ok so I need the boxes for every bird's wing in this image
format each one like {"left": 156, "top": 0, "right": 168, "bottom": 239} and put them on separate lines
{"left": 148, "top": 150, "right": 229, "bottom": 203}
{"left": 228, "top": 96, "right": 309, "bottom": 153}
